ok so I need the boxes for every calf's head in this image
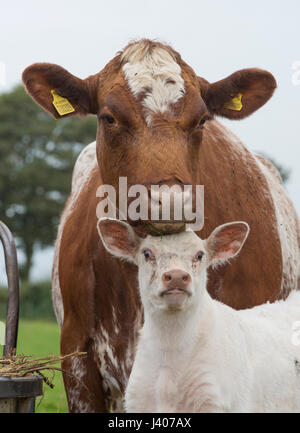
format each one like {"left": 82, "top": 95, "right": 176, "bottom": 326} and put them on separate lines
{"left": 23, "top": 39, "right": 275, "bottom": 234}
{"left": 98, "top": 218, "right": 249, "bottom": 312}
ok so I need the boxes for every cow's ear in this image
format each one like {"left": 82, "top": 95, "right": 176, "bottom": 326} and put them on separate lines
{"left": 22, "top": 63, "right": 98, "bottom": 119}
{"left": 199, "top": 68, "right": 276, "bottom": 120}
{"left": 97, "top": 218, "right": 139, "bottom": 264}
{"left": 206, "top": 222, "right": 250, "bottom": 267}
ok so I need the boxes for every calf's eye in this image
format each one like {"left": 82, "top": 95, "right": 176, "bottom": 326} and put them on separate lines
{"left": 143, "top": 249, "right": 155, "bottom": 261}
{"left": 193, "top": 251, "right": 204, "bottom": 262}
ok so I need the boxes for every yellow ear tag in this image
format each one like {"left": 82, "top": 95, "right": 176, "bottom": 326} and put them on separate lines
{"left": 224, "top": 93, "right": 243, "bottom": 111}
{"left": 51, "top": 90, "right": 75, "bottom": 116}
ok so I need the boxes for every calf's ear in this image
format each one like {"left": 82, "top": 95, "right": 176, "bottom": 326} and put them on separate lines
{"left": 22, "top": 63, "right": 98, "bottom": 119}
{"left": 97, "top": 218, "right": 139, "bottom": 264}
{"left": 206, "top": 222, "right": 250, "bottom": 266}
{"left": 199, "top": 68, "right": 276, "bottom": 120}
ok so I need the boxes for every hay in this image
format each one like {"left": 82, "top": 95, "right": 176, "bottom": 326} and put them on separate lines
{"left": 0, "top": 352, "right": 87, "bottom": 389}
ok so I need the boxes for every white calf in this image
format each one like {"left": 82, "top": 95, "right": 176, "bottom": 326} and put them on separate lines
{"left": 98, "top": 218, "right": 300, "bottom": 413}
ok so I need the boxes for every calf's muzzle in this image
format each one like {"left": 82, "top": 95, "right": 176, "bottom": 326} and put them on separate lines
{"left": 161, "top": 269, "right": 191, "bottom": 295}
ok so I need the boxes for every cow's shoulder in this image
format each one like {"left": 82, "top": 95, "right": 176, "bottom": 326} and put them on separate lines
{"left": 53, "top": 142, "right": 101, "bottom": 326}
{"left": 253, "top": 153, "right": 283, "bottom": 184}
{"left": 72, "top": 141, "right": 98, "bottom": 194}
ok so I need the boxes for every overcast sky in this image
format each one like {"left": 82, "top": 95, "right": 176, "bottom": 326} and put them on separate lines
{"left": 0, "top": 0, "right": 299, "bottom": 284}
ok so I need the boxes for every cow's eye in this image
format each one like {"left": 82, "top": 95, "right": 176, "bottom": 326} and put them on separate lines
{"left": 102, "top": 114, "right": 115, "bottom": 125}
{"left": 143, "top": 249, "right": 155, "bottom": 261}
{"left": 193, "top": 251, "right": 204, "bottom": 262}
{"left": 198, "top": 116, "right": 211, "bottom": 128}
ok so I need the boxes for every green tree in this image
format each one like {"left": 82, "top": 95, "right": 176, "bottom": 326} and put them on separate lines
{"left": 0, "top": 85, "right": 97, "bottom": 281}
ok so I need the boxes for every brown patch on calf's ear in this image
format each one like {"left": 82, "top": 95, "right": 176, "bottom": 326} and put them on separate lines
{"left": 198, "top": 68, "right": 276, "bottom": 119}
{"left": 97, "top": 218, "right": 139, "bottom": 262}
{"left": 207, "top": 222, "right": 250, "bottom": 263}
{"left": 22, "top": 63, "right": 98, "bottom": 119}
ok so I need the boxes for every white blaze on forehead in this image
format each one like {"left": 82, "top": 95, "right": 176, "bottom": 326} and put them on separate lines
{"left": 121, "top": 41, "right": 185, "bottom": 125}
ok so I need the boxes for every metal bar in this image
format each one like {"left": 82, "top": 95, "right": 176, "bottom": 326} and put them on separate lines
{"left": 0, "top": 221, "right": 19, "bottom": 357}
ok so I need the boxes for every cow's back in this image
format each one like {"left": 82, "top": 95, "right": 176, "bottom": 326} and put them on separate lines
{"left": 198, "top": 121, "right": 300, "bottom": 308}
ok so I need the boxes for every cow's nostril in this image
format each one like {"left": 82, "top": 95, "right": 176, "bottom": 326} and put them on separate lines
{"left": 164, "top": 274, "right": 172, "bottom": 281}
{"left": 182, "top": 275, "right": 189, "bottom": 282}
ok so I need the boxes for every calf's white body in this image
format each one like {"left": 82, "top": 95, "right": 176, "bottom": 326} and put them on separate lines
{"left": 98, "top": 218, "right": 300, "bottom": 413}
{"left": 127, "top": 290, "right": 300, "bottom": 412}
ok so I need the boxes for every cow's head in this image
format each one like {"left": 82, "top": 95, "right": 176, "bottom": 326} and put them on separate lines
{"left": 23, "top": 39, "right": 276, "bottom": 235}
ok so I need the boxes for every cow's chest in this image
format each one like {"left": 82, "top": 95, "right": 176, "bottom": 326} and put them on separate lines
{"left": 126, "top": 349, "right": 224, "bottom": 413}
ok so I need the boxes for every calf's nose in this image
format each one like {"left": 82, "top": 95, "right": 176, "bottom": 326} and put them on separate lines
{"left": 162, "top": 269, "right": 191, "bottom": 290}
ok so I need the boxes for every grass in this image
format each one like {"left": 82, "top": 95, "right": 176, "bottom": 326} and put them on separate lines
{"left": 16, "top": 319, "right": 68, "bottom": 413}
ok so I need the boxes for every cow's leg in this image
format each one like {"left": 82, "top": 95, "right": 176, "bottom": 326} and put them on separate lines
{"left": 61, "top": 321, "right": 108, "bottom": 413}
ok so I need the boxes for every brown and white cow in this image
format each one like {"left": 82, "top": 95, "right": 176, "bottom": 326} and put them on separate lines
{"left": 22, "top": 39, "right": 300, "bottom": 412}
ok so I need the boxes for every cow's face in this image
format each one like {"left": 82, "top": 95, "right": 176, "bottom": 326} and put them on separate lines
{"left": 23, "top": 39, "right": 276, "bottom": 234}
{"left": 98, "top": 218, "right": 249, "bottom": 313}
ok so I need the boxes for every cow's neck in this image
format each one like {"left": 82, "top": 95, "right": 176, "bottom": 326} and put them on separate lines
{"left": 142, "top": 290, "right": 216, "bottom": 361}
{"left": 139, "top": 291, "right": 220, "bottom": 412}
